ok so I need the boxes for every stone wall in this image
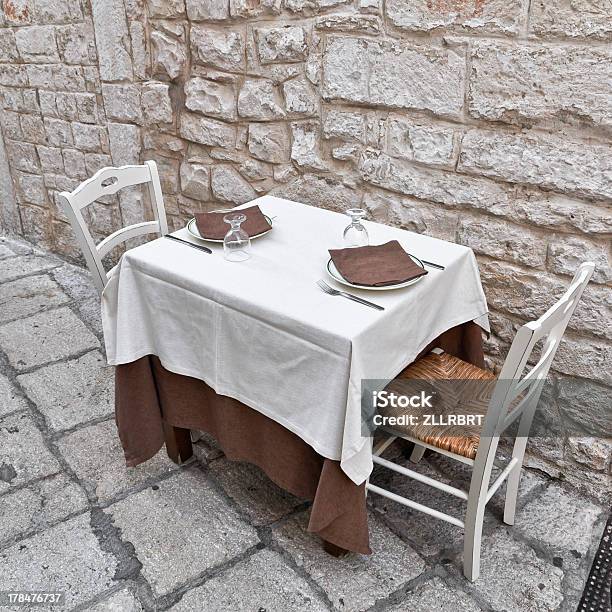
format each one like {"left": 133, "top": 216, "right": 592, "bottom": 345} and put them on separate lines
{"left": 0, "top": 0, "right": 610, "bottom": 499}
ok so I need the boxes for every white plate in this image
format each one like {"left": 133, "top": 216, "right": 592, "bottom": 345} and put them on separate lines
{"left": 326, "top": 255, "right": 426, "bottom": 291}
{"left": 186, "top": 214, "right": 273, "bottom": 244}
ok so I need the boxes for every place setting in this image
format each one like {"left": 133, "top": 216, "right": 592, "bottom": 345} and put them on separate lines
{"left": 165, "top": 204, "right": 274, "bottom": 261}
{"left": 317, "top": 207, "right": 446, "bottom": 311}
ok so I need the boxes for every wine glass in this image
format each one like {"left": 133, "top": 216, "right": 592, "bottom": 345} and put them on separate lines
{"left": 223, "top": 212, "right": 251, "bottom": 262}
{"left": 343, "top": 208, "right": 369, "bottom": 248}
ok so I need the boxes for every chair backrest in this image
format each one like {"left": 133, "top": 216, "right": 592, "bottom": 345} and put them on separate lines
{"left": 59, "top": 161, "right": 168, "bottom": 293}
{"left": 482, "top": 262, "right": 595, "bottom": 440}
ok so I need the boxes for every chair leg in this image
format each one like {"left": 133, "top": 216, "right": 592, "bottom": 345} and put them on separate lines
{"left": 463, "top": 491, "right": 488, "bottom": 581}
{"left": 410, "top": 444, "right": 426, "bottom": 463}
{"left": 504, "top": 398, "right": 539, "bottom": 526}
{"left": 503, "top": 437, "right": 528, "bottom": 526}
{"left": 463, "top": 437, "right": 498, "bottom": 582}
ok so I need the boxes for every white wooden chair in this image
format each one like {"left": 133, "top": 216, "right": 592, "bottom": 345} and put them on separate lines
{"left": 59, "top": 161, "right": 168, "bottom": 293}
{"left": 367, "top": 262, "right": 595, "bottom": 581}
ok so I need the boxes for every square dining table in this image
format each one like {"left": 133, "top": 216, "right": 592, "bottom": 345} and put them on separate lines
{"left": 102, "top": 195, "right": 489, "bottom": 554}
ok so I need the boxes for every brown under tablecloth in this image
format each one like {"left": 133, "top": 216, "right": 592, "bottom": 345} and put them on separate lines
{"left": 115, "top": 321, "right": 484, "bottom": 555}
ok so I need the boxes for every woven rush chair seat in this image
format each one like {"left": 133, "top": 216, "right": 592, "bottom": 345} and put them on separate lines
{"left": 381, "top": 352, "right": 497, "bottom": 460}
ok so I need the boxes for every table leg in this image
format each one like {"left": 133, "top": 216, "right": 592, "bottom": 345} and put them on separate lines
{"left": 163, "top": 423, "right": 193, "bottom": 464}
{"left": 323, "top": 540, "right": 350, "bottom": 558}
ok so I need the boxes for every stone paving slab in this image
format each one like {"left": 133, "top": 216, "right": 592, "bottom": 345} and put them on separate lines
{"left": 104, "top": 469, "right": 260, "bottom": 597}
{"left": 515, "top": 484, "right": 605, "bottom": 610}
{"left": 273, "top": 511, "right": 426, "bottom": 611}
{"left": 209, "top": 459, "right": 304, "bottom": 526}
{"left": 0, "top": 373, "right": 28, "bottom": 417}
{"left": 0, "top": 275, "right": 70, "bottom": 325}
{"left": 516, "top": 484, "right": 603, "bottom": 557}
{"left": 51, "top": 264, "right": 103, "bottom": 336}
{"left": 0, "top": 513, "right": 118, "bottom": 611}
{"left": 0, "top": 237, "right": 35, "bottom": 257}
{"left": 56, "top": 419, "right": 177, "bottom": 503}
{"left": 385, "top": 576, "right": 483, "bottom": 611}
{"left": 0, "top": 243, "right": 16, "bottom": 259}
{"left": 75, "top": 297, "right": 104, "bottom": 336}
{"left": 51, "top": 263, "right": 99, "bottom": 305}
{"left": 0, "top": 255, "right": 59, "bottom": 284}
{"left": 0, "top": 473, "right": 87, "bottom": 547}
{"left": 170, "top": 549, "right": 329, "bottom": 611}
{"left": 459, "top": 529, "right": 564, "bottom": 612}
{"left": 87, "top": 589, "right": 144, "bottom": 611}
{"left": 486, "top": 467, "right": 546, "bottom": 517}
{"left": 0, "top": 307, "right": 100, "bottom": 371}
{"left": 0, "top": 412, "right": 61, "bottom": 494}
{"left": 18, "top": 350, "right": 113, "bottom": 432}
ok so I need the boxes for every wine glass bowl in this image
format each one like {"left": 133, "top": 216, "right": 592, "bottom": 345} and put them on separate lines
{"left": 223, "top": 212, "right": 251, "bottom": 261}
{"left": 343, "top": 208, "right": 369, "bottom": 248}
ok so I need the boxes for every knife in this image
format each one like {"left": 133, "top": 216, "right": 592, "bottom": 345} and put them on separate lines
{"left": 420, "top": 260, "right": 445, "bottom": 270}
{"left": 164, "top": 234, "right": 213, "bottom": 254}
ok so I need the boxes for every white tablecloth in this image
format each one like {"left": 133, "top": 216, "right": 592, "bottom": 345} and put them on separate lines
{"left": 102, "top": 196, "right": 489, "bottom": 484}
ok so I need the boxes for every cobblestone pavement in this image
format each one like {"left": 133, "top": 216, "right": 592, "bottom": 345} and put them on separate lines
{"left": 0, "top": 235, "right": 607, "bottom": 612}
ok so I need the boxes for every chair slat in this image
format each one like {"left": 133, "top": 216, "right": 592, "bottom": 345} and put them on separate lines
{"left": 500, "top": 381, "right": 542, "bottom": 433}
{"left": 373, "top": 455, "right": 468, "bottom": 500}
{"left": 59, "top": 161, "right": 168, "bottom": 293}
{"left": 97, "top": 221, "right": 161, "bottom": 258}
{"left": 68, "top": 165, "right": 152, "bottom": 210}
{"left": 485, "top": 457, "right": 518, "bottom": 503}
{"left": 366, "top": 483, "right": 465, "bottom": 528}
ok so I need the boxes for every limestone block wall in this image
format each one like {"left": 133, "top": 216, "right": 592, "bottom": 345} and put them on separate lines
{"left": 0, "top": 0, "right": 610, "bottom": 499}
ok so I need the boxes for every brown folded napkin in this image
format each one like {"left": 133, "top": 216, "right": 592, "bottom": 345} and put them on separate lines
{"left": 329, "top": 240, "right": 428, "bottom": 287}
{"left": 195, "top": 205, "right": 271, "bottom": 240}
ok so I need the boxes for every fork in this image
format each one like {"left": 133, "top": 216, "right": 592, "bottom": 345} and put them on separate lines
{"left": 317, "top": 280, "right": 384, "bottom": 311}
